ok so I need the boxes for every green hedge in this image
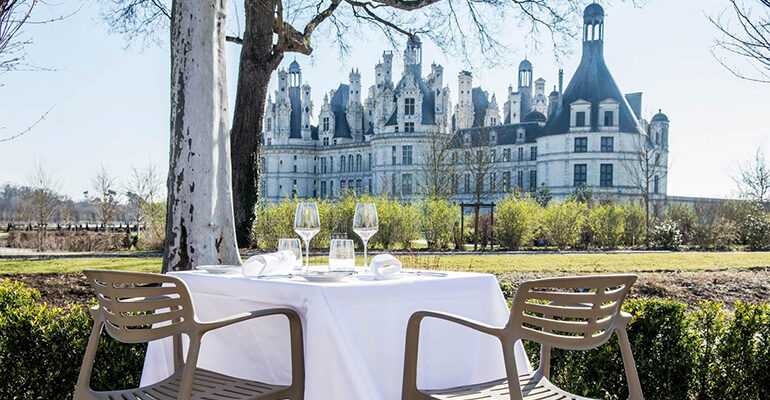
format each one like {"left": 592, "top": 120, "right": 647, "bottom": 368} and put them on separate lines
{"left": 0, "top": 280, "right": 145, "bottom": 399}
{"left": 1, "top": 279, "right": 769, "bottom": 399}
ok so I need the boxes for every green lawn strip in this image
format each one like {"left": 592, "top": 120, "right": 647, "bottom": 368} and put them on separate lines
{"left": 0, "top": 252, "right": 768, "bottom": 275}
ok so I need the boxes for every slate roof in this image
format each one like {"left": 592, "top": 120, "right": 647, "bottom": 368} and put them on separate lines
{"left": 543, "top": 40, "right": 644, "bottom": 136}
{"left": 651, "top": 110, "right": 669, "bottom": 122}
{"left": 330, "top": 84, "right": 352, "bottom": 138}
{"left": 471, "top": 87, "right": 489, "bottom": 128}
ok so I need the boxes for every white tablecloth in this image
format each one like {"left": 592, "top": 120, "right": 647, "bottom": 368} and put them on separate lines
{"left": 141, "top": 269, "right": 531, "bottom": 400}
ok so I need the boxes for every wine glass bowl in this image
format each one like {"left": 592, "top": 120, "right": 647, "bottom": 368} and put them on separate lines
{"left": 294, "top": 203, "right": 320, "bottom": 271}
{"left": 353, "top": 203, "right": 378, "bottom": 268}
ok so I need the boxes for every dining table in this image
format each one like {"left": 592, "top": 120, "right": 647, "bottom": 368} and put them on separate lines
{"left": 140, "top": 267, "right": 531, "bottom": 400}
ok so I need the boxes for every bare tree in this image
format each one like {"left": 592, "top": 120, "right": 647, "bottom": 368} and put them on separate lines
{"left": 101, "top": 0, "right": 598, "bottom": 250}
{"left": 623, "top": 132, "right": 668, "bottom": 246}
{"left": 418, "top": 130, "right": 459, "bottom": 199}
{"left": 125, "top": 164, "right": 163, "bottom": 241}
{"left": 734, "top": 146, "right": 770, "bottom": 201}
{"left": 26, "top": 161, "right": 61, "bottom": 251}
{"left": 462, "top": 132, "right": 497, "bottom": 250}
{"left": 710, "top": 0, "right": 770, "bottom": 83}
{"left": 90, "top": 165, "right": 121, "bottom": 230}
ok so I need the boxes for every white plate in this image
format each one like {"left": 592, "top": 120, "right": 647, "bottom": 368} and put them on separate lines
{"left": 296, "top": 271, "right": 355, "bottom": 282}
{"left": 197, "top": 265, "right": 240, "bottom": 274}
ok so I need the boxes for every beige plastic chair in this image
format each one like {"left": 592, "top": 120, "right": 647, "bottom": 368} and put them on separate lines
{"left": 402, "top": 274, "right": 643, "bottom": 400}
{"left": 74, "top": 269, "right": 305, "bottom": 400}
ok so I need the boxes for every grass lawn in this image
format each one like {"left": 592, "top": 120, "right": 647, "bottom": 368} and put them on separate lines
{"left": 1, "top": 251, "right": 768, "bottom": 275}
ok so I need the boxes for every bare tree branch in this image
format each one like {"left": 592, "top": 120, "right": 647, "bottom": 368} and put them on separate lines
{"left": 0, "top": 106, "right": 53, "bottom": 143}
{"left": 733, "top": 145, "right": 770, "bottom": 201}
{"left": 709, "top": 0, "right": 770, "bottom": 83}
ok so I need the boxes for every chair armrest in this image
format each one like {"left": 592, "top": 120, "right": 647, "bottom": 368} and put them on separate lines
{"left": 618, "top": 310, "right": 633, "bottom": 326}
{"left": 196, "top": 307, "right": 300, "bottom": 334}
{"left": 409, "top": 310, "right": 505, "bottom": 338}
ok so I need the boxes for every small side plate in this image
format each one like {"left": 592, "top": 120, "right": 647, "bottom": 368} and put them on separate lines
{"left": 296, "top": 271, "right": 355, "bottom": 282}
{"left": 197, "top": 265, "right": 240, "bottom": 274}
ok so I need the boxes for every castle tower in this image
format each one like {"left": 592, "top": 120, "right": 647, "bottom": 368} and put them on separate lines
{"left": 506, "top": 84, "right": 521, "bottom": 124}
{"left": 375, "top": 51, "right": 394, "bottom": 88}
{"left": 288, "top": 60, "right": 301, "bottom": 87}
{"left": 275, "top": 69, "right": 291, "bottom": 138}
{"left": 301, "top": 83, "right": 312, "bottom": 140}
{"left": 347, "top": 69, "right": 364, "bottom": 138}
{"left": 455, "top": 70, "right": 474, "bottom": 130}
{"left": 518, "top": 59, "right": 533, "bottom": 116}
{"left": 650, "top": 110, "right": 670, "bottom": 149}
{"left": 484, "top": 93, "right": 500, "bottom": 126}
{"left": 532, "top": 77, "right": 548, "bottom": 115}
{"left": 404, "top": 36, "right": 422, "bottom": 76}
{"left": 548, "top": 86, "right": 560, "bottom": 118}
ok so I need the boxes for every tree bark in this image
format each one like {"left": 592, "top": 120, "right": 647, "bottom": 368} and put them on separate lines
{"left": 230, "top": 0, "right": 281, "bottom": 247}
{"left": 163, "top": 0, "right": 240, "bottom": 272}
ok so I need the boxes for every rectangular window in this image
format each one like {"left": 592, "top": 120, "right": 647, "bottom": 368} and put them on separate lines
{"left": 404, "top": 98, "right": 415, "bottom": 115}
{"left": 323, "top": 137, "right": 329, "bottom": 146}
{"left": 329, "top": 157, "right": 333, "bottom": 173}
{"left": 503, "top": 171, "right": 511, "bottom": 191}
{"left": 391, "top": 174, "right": 398, "bottom": 195}
{"left": 503, "top": 148, "right": 511, "bottom": 162}
{"left": 464, "top": 174, "right": 471, "bottom": 194}
{"left": 368, "top": 179, "right": 372, "bottom": 194}
{"left": 348, "top": 180, "right": 354, "bottom": 191}
{"left": 402, "top": 174, "right": 413, "bottom": 195}
{"left": 530, "top": 146, "right": 537, "bottom": 161}
{"left": 490, "top": 172, "right": 496, "bottom": 192}
{"left": 293, "top": 165, "right": 297, "bottom": 173}
{"left": 490, "top": 149, "right": 496, "bottom": 162}
{"left": 451, "top": 174, "right": 458, "bottom": 193}
{"left": 392, "top": 146, "right": 397, "bottom": 165}
{"left": 603, "top": 111, "right": 614, "bottom": 126}
{"left": 403, "top": 145, "right": 413, "bottom": 165}
{"left": 529, "top": 170, "right": 537, "bottom": 191}
{"left": 518, "top": 147, "right": 524, "bottom": 161}
{"left": 368, "top": 153, "right": 372, "bottom": 170}
{"left": 356, "top": 179, "right": 362, "bottom": 193}
{"left": 654, "top": 175, "right": 659, "bottom": 194}
{"left": 322, "top": 117, "right": 330, "bottom": 131}
{"left": 267, "top": 118, "right": 272, "bottom": 131}
{"left": 340, "top": 180, "right": 346, "bottom": 190}
{"left": 601, "top": 137, "right": 614, "bottom": 152}
{"left": 517, "top": 171, "right": 524, "bottom": 189}
{"left": 404, "top": 122, "right": 415, "bottom": 133}
{"left": 330, "top": 181, "right": 334, "bottom": 197}
{"left": 574, "top": 137, "right": 588, "bottom": 153}
{"left": 320, "top": 158, "right": 326, "bottom": 173}
{"left": 321, "top": 181, "right": 327, "bottom": 197}
{"left": 600, "top": 164, "right": 613, "bottom": 187}
{"left": 574, "top": 164, "right": 587, "bottom": 186}
{"left": 575, "top": 111, "right": 586, "bottom": 127}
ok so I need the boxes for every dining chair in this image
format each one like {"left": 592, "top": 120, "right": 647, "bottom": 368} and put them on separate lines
{"left": 402, "top": 274, "right": 643, "bottom": 400}
{"left": 74, "top": 269, "right": 305, "bottom": 400}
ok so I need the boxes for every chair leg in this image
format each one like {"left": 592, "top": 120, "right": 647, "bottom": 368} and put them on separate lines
{"left": 286, "top": 311, "right": 305, "bottom": 400}
{"left": 177, "top": 334, "right": 202, "bottom": 399}
{"left": 502, "top": 340, "right": 524, "bottom": 400}
{"left": 617, "top": 326, "right": 644, "bottom": 400}
{"left": 74, "top": 319, "right": 103, "bottom": 400}
{"left": 402, "top": 313, "right": 424, "bottom": 400}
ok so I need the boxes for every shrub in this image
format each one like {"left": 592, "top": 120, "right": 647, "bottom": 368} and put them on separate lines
{"left": 665, "top": 204, "right": 696, "bottom": 245}
{"left": 7, "top": 230, "right": 129, "bottom": 252}
{"left": 622, "top": 204, "right": 646, "bottom": 247}
{"left": 540, "top": 200, "right": 587, "bottom": 249}
{"left": 0, "top": 280, "right": 146, "bottom": 399}
{"left": 740, "top": 202, "right": 770, "bottom": 251}
{"left": 417, "top": 197, "right": 458, "bottom": 250}
{"left": 250, "top": 197, "right": 296, "bottom": 250}
{"left": 692, "top": 201, "right": 738, "bottom": 249}
{"left": 371, "top": 196, "right": 418, "bottom": 250}
{"left": 494, "top": 195, "right": 541, "bottom": 250}
{"left": 651, "top": 219, "right": 682, "bottom": 250}
{"left": 587, "top": 204, "right": 625, "bottom": 249}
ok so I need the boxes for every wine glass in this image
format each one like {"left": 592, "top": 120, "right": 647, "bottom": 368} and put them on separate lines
{"left": 353, "top": 203, "right": 378, "bottom": 268}
{"left": 329, "top": 239, "right": 355, "bottom": 272}
{"left": 294, "top": 203, "right": 320, "bottom": 271}
{"left": 278, "top": 238, "right": 302, "bottom": 270}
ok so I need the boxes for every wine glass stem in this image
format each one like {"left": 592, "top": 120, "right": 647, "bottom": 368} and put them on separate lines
{"left": 304, "top": 240, "right": 310, "bottom": 271}
{"left": 363, "top": 240, "right": 368, "bottom": 268}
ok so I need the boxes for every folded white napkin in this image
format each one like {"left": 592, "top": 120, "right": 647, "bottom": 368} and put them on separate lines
{"left": 369, "top": 254, "right": 402, "bottom": 278}
{"left": 242, "top": 250, "right": 295, "bottom": 277}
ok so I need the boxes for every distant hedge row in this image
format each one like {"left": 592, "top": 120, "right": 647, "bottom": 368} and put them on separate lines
{"left": 1, "top": 279, "right": 768, "bottom": 399}
{"left": 250, "top": 193, "right": 770, "bottom": 251}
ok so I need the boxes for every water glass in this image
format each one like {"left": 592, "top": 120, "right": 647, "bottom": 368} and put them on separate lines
{"left": 294, "top": 203, "right": 320, "bottom": 271}
{"left": 353, "top": 203, "right": 378, "bottom": 268}
{"left": 278, "top": 238, "right": 302, "bottom": 270}
{"left": 329, "top": 239, "right": 355, "bottom": 271}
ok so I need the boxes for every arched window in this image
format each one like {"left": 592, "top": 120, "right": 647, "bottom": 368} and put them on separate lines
{"left": 356, "top": 154, "right": 362, "bottom": 172}
{"left": 340, "top": 156, "right": 346, "bottom": 172}
{"left": 348, "top": 155, "right": 354, "bottom": 172}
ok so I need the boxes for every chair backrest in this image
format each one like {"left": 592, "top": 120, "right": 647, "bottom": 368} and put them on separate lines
{"left": 84, "top": 269, "right": 196, "bottom": 343}
{"left": 508, "top": 275, "right": 636, "bottom": 350}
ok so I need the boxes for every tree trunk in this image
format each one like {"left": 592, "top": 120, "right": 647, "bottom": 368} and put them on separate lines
{"left": 230, "top": 0, "right": 282, "bottom": 247}
{"left": 163, "top": 0, "right": 240, "bottom": 272}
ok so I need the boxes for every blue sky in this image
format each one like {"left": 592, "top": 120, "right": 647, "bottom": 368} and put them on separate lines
{"left": 0, "top": 0, "right": 768, "bottom": 200}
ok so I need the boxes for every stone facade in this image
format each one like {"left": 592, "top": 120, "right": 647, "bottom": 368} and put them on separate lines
{"left": 261, "top": 3, "right": 669, "bottom": 203}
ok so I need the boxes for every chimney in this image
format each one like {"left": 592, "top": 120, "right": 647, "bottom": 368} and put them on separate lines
{"left": 558, "top": 69, "right": 564, "bottom": 94}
